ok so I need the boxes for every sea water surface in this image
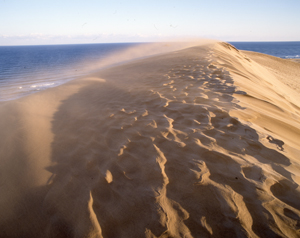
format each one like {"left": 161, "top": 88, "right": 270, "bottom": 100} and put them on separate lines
{"left": 229, "top": 41, "right": 300, "bottom": 59}
{"left": 0, "top": 43, "right": 140, "bottom": 101}
{"left": 0, "top": 41, "right": 299, "bottom": 102}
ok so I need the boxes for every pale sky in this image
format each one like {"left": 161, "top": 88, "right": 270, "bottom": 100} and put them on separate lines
{"left": 1, "top": 0, "right": 300, "bottom": 45}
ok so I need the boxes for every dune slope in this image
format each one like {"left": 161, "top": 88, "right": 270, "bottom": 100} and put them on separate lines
{"left": 0, "top": 42, "right": 300, "bottom": 238}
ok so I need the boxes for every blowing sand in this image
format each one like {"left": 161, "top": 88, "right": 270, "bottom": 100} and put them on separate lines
{"left": 0, "top": 41, "right": 300, "bottom": 238}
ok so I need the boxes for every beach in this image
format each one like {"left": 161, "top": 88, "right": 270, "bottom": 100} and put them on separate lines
{"left": 0, "top": 41, "right": 300, "bottom": 237}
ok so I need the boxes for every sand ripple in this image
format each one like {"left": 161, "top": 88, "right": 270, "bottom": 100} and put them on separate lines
{"left": 1, "top": 42, "right": 300, "bottom": 237}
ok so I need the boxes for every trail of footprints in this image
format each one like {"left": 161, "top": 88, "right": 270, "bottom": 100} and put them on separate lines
{"left": 49, "top": 51, "right": 300, "bottom": 237}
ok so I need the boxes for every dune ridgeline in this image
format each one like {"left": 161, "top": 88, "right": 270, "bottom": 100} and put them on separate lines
{"left": 0, "top": 41, "right": 300, "bottom": 238}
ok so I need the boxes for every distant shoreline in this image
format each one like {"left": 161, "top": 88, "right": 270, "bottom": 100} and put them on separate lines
{"left": 286, "top": 58, "right": 300, "bottom": 63}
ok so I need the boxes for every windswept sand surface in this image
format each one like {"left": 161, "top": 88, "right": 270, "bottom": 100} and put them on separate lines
{"left": 0, "top": 41, "right": 300, "bottom": 237}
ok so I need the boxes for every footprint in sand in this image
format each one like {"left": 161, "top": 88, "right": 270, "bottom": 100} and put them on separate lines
{"left": 267, "top": 136, "right": 284, "bottom": 151}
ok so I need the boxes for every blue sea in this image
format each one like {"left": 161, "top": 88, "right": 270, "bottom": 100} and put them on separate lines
{"left": 0, "top": 41, "right": 299, "bottom": 101}
{"left": 0, "top": 43, "right": 140, "bottom": 101}
{"left": 229, "top": 41, "right": 300, "bottom": 59}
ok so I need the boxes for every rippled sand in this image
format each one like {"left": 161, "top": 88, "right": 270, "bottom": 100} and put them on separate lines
{"left": 1, "top": 41, "right": 300, "bottom": 237}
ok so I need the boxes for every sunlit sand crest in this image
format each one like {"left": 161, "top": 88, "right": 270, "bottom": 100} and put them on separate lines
{"left": 0, "top": 40, "right": 300, "bottom": 237}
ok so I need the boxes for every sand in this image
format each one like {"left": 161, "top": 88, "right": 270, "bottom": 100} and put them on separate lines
{"left": 0, "top": 41, "right": 300, "bottom": 238}
{"left": 287, "top": 58, "right": 300, "bottom": 63}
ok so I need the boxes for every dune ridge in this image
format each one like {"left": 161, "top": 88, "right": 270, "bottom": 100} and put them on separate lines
{"left": 0, "top": 41, "right": 300, "bottom": 237}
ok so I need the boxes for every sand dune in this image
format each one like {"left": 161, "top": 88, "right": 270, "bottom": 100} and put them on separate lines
{"left": 0, "top": 41, "right": 300, "bottom": 237}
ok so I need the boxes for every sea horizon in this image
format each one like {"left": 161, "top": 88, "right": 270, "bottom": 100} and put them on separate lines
{"left": 0, "top": 40, "right": 300, "bottom": 46}
{"left": 0, "top": 41, "right": 299, "bottom": 101}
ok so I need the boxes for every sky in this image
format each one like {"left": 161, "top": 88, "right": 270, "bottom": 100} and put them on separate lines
{"left": 1, "top": 0, "right": 300, "bottom": 45}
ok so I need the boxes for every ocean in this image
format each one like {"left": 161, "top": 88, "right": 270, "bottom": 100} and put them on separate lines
{"left": 0, "top": 43, "right": 140, "bottom": 101}
{"left": 229, "top": 41, "right": 300, "bottom": 59}
{"left": 0, "top": 41, "right": 299, "bottom": 101}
